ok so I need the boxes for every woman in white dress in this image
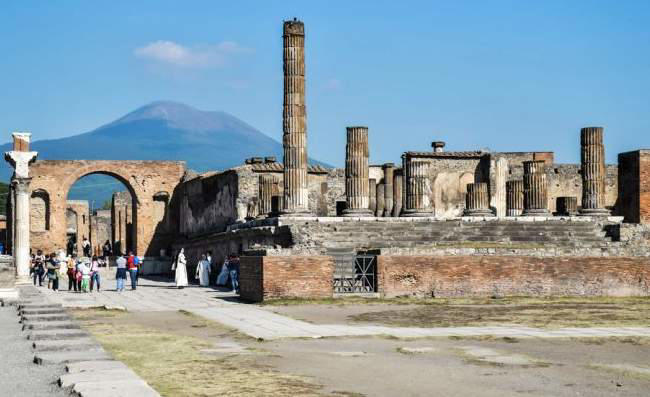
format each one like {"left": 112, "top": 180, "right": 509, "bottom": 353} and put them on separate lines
{"left": 171, "top": 248, "right": 188, "bottom": 289}
{"left": 195, "top": 254, "right": 211, "bottom": 287}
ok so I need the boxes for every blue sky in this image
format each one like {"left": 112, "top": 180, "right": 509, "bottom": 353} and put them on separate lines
{"left": 1, "top": 0, "right": 649, "bottom": 166}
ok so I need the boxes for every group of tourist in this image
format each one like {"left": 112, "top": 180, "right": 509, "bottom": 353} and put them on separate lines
{"left": 30, "top": 250, "right": 103, "bottom": 293}
{"left": 114, "top": 251, "right": 140, "bottom": 292}
{"left": 171, "top": 249, "right": 240, "bottom": 293}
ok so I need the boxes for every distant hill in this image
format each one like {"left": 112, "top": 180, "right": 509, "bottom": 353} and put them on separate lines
{"left": 0, "top": 101, "right": 330, "bottom": 205}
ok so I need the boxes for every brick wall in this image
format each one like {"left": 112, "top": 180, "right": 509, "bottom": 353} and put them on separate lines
{"left": 378, "top": 256, "right": 650, "bottom": 298}
{"left": 641, "top": 151, "right": 650, "bottom": 224}
{"left": 240, "top": 255, "right": 334, "bottom": 302}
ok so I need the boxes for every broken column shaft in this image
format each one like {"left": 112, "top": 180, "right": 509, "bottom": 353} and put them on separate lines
{"left": 580, "top": 127, "right": 610, "bottom": 216}
{"left": 368, "top": 179, "right": 377, "bottom": 215}
{"left": 343, "top": 126, "right": 372, "bottom": 216}
{"left": 392, "top": 174, "right": 403, "bottom": 217}
{"left": 281, "top": 19, "right": 310, "bottom": 216}
{"left": 522, "top": 160, "right": 550, "bottom": 216}
{"left": 464, "top": 183, "right": 493, "bottom": 217}
{"left": 402, "top": 159, "right": 433, "bottom": 216}
{"left": 557, "top": 196, "right": 578, "bottom": 216}
{"left": 376, "top": 184, "right": 385, "bottom": 217}
{"left": 258, "top": 174, "right": 276, "bottom": 218}
{"left": 506, "top": 180, "right": 524, "bottom": 217}
{"left": 382, "top": 163, "right": 395, "bottom": 217}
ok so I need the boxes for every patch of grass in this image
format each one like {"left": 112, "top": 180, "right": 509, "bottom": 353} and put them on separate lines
{"left": 587, "top": 363, "right": 650, "bottom": 381}
{"left": 71, "top": 309, "right": 326, "bottom": 397}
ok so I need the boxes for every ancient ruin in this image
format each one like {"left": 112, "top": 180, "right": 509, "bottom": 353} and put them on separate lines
{"left": 4, "top": 19, "right": 650, "bottom": 302}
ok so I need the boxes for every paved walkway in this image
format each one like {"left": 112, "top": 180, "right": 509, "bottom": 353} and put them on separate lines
{"left": 40, "top": 275, "right": 650, "bottom": 341}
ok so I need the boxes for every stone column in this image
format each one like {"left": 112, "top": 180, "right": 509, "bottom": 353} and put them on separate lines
{"left": 4, "top": 132, "right": 38, "bottom": 284}
{"left": 580, "top": 126, "right": 610, "bottom": 216}
{"left": 281, "top": 19, "right": 311, "bottom": 216}
{"left": 506, "top": 180, "right": 524, "bottom": 217}
{"left": 258, "top": 174, "right": 275, "bottom": 218}
{"left": 557, "top": 196, "right": 578, "bottom": 216}
{"left": 522, "top": 160, "right": 550, "bottom": 216}
{"left": 343, "top": 126, "right": 372, "bottom": 216}
{"left": 402, "top": 159, "right": 433, "bottom": 217}
{"left": 382, "top": 163, "right": 395, "bottom": 217}
{"left": 464, "top": 183, "right": 493, "bottom": 216}
{"left": 368, "top": 179, "right": 377, "bottom": 215}
{"left": 376, "top": 184, "right": 385, "bottom": 217}
{"left": 392, "top": 174, "right": 403, "bottom": 217}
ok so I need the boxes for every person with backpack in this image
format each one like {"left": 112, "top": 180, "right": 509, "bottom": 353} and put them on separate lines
{"left": 45, "top": 254, "right": 59, "bottom": 292}
{"left": 226, "top": 253, "right": 240, "bottom": 293}
{"left": 80, "top": 260, "right": 91, "bottom": 293}
{"left": 32, "top": 250, "right": 45, "bottom": 286}
{"left": 127, "top": 251, "right": 138, "bottom": 290}
{"left": 115, "top": 255, "right": 127, "bottom": 292}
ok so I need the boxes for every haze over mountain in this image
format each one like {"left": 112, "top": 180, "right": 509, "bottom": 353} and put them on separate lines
{"left": 0, "top": 101, "right": 329, "bottom": 205}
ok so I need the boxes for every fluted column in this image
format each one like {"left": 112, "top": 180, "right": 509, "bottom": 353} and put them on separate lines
{"left": 522, "top": 160, "right": 550, "bottom": 216}
{"left": 258, "top": 174, "right": 275, "bottom": 218}
{"left": 376, "top": 184, "right": 385, "bottom": 217}
{"left": 281, "top": 19, "right": 311, "bottom": 216}
{"left": 464, "top": 183, "right": 493, "bottom": 216}
{"left": 506, "top": 180, "right": 524, "bottom": 217}
{"left": 557, "top": 196, "right": 578, "bottom": 216}
{"left": 343, "top": 126, "right": 372, "bottom": 216}
{"left": 12, "top": 178, "right": 31, "bottom": 282}
{"left": 402, "top": 159, "right": 433, "bottom": 217}
{"left": 382, "top": 163, "right": 395, "bottom": 217}
{"left": 392, "top": 174, "right": 403, "bottom": 217}
{"left": 580, "top": 127, "right": 610, "bottom": 216}
{"left": 368, "top": 179, "right": 377, "bottom": 215}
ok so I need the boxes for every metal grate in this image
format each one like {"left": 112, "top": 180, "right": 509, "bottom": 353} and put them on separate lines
{"left": 333, "top": 254, "right": 376, "bottom": 293}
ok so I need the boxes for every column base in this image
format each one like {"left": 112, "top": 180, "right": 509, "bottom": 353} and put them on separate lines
{"left": 278, "top": 210, "right": 314, "bottom": 218}
{"left": 401, "top": 209, "right": 434, "bottom": 217}
{"left": 579, "top": 208, "right": 611, "bottom": 217}
{"left": 341, "top": 208, "right": 374, "bottom": 217}
{"left": 463, "top": 209, "right": 495, "bottom": 217}
{"left": 521, "top": 209, "right": 551, "bottom": 217}
{"left": 557, "top": 211, "right": 579, "bottom": 217}
{"left": 506, "top": 209, "right": 523, "bottom": 217}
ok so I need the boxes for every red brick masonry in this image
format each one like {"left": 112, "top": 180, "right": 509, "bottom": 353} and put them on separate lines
{"left": 378, "top": 256, "right": 650, "bottom": 298}
{"left": 240, "top": 256, "right": 334, "bottom": 302}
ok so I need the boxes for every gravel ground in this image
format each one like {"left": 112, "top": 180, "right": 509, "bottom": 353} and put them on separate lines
{"left": 0, "top": 304, "right": 71, "bottom": 397}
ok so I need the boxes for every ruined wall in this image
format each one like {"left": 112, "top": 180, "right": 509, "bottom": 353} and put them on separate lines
{"left": 239, "top": 255, "right": 335, "bottom": 302}
{"left": 378, "top": 255, "right": 650, "bottom": 298}
{"left": 90, "top": 210, "right": 111, "bottom": 256}
{"left": 618, "top": 150, "right": 650, "bottom": 224}
{"left": 25, "top": 160, "right": 185, "bottom": 256}
{"left": 65, "top": 200, "right": 90, "bottom": 255}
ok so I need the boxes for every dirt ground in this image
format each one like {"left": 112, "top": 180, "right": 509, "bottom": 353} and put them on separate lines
{"left": 262, "top": 296, "right": 650, "bottom": 328}
{"left": 72, "top": 307, "right": 650, "bottom": 397}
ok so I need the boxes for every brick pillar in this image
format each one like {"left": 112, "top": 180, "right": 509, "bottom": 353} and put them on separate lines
{"left": 557, "top": 196, "right": 578, "bottom": 216}
{"left": 281, "top": 19, "right": 311, "bottom": 216}
{"left": 522, "top": 160, "right": 550, "bottom": 216}
{"left": 464, "top": 182, "right": 493, "bottom": 217}
{"left": 382, "top": 163, "right": 395, "bottom": 217}
{"left": 392, "top": 174, "right": 403, "bottom": 217}
{"left": 580, "top": 126, "right": 610, "bottom": 216}
{"left": 343, "top": 127, "right": 372, "bottom": 216}
{"left": 368, "top": 179, "right": 376, "bottom": 215}
{"left": 402, "top": 159, "right": 433, "bottom": 217}
{"left": 258, "top": 174, "right": 275, "bottom": 218}
{"left": 506, "top": 180, "right": 524, "bottom": 217}
{"left": 376, "top": 183, "right": 385, "bottom": 217}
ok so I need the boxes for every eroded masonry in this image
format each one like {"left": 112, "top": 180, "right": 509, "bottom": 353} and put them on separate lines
{"left": 6, "top": 19, "right": 650, "bottom": 300}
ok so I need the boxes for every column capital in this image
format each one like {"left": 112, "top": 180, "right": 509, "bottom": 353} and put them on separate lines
{"left": 4, "top": 151, "right": 38, "bottom": 178}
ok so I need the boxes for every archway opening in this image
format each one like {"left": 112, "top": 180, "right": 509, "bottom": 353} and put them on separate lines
{"left": 67, "top": 173, "right": 138, "bottom": 257}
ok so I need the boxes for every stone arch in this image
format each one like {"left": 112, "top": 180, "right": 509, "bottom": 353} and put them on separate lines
{"left": 30, "top": 188, "right": 50, "bottom": 232}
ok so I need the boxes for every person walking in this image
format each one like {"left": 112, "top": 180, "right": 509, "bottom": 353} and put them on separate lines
{"left": 195, "top": 254, "right": 211, "bottom": 287}
{"left": 102, "top": 240, "right": 112, "bottom": 265}
{"left": 171, "top": 248, "right": 188, "bottom": 289}
{"left": 80, "top": 261, "right": 91, "bottom": 293}
{"left": 90, "top": 255, "right": 101, "bottom": 292}
{"left": 66, "top": 255, "right": 77, "bottom": 291}
{"left": 115, "top": 255, "right": 127, "bottom": 292}
{"left": 126, "top": 251, "right": 138, "bottom": 290}
{"left": 82, "top": 237, "right": 91, "bottom": 257}
{"left": 45, "top": 254, "right": 59, "bottom": 292}
{"left": 32, "top": 250, "right": 45, "bottom": 286}
{"left": 226, "top": 253, "right": 240, "bottom": 293}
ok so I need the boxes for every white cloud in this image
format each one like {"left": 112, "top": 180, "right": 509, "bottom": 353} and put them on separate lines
{"left": 134, "top": 40, "right": 251, "bottom": 68}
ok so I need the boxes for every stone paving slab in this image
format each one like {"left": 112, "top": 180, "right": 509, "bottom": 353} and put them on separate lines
{"left": 23, "top": 320, "right": 81, "bottom": 331}
{"left": 27, "top": 328, "right": 88, "bottom": 340}
{"left": 22, "top": 313, "right": 71, "bottom": 322}
{"left": 33, "top": 338, "right": 99, "bottom": 352}
{"left": 21, "top": 308, "right": 65, "bottom": 315}
{"left": 67, "top": 360, "right": 129, "bottom": 373}
{"left": 72, "top": 379, "right": 160, "bottom": 397}
{"left": 34, "top": 348, "right": 111, "bottom": 365}
{"left": 59, "top": 368, "right": 142, "bottom": 387}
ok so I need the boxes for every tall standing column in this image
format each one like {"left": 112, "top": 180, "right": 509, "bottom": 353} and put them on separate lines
{"left": 343, "top": 126, "right": 372, "bottom": 216}
{"left": 368, "top": 179, "right": 377, "bottom": 215}
{"left": 464, "top": 183, "right": 493, "bottom": 217}
{"left": 376, "top": 184, "right": 385, "bottom": 217}
{"left": 402, "top": 159, "right": 433, "bottom": 217}
{"left": 4, "top": 132, "right": 38, "bottom": 284}
{"left": 281, "top": 19, "right": 311, "bottom": 216}
{"left": 506, "top": 180, "right": 524, "bottom": 216}
{"left": 392, "top": 174, "right": 403, "bottom": 217}
{"left": 580, "top": 126, "right": 610, "bottom": 216}
{"left": 258, "top": 174, "right": 275, "bottom": 218}
{"left": 522, "top": 160, "right": 550, "bottom": 216}
{"left": 382, "top": 163, "right": 395, "bottom": 217}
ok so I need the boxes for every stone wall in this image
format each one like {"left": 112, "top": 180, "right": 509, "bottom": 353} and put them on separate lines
{"left": 64, "top": 200, "right": 90, "bottom": 255}
{"left": 618, "top": 150, "right": 650, "bottom": 224}
{"left": 90, "top": 210, "right": 111, "bottom": 257}
{"left": 377, "top": 255, "right": 650, "bottom": 298}
{"left": 239, "top": 255, "right": 335, "bottom": 302}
